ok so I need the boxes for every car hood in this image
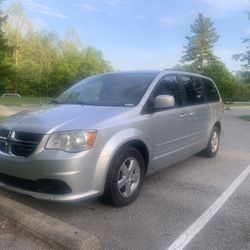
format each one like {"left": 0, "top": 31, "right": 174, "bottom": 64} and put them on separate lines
{"left": 0, "top": 105, "right": 131, "bottom": 134}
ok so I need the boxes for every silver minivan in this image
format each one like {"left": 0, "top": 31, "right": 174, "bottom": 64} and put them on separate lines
{"left": 0, "top": 70, "right": 223, "bottom": 206}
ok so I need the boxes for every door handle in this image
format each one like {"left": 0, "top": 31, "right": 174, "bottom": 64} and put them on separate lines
{"left": 190, "top": 112, "right": 196, "bottom": 116}
{"left": 180, "top": 113, "right": 187, "bottom": 118}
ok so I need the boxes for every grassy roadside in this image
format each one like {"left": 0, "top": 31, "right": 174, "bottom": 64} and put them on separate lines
{"left": 0, "top": 97, "right": 52, "bottom": 106}
{"left": 225, "top": 102, "right": 250, "bottom": 108}
{"left": 239, "top": 116, "right": 250, "bottom": 121}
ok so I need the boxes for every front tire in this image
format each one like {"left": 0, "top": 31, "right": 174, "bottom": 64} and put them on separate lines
{"left": 103, "top": 147, "right": 145, "bottom": 207}
{"left": 202, "top": 126, "right": 220, "bottom": 157}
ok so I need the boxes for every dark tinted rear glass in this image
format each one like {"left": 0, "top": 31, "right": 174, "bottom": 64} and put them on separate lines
{"left": 203, "top": 78, "right": 220, "bottom": 102}
{"left": 181, "top": 76, "right": 205, "bottom": 105}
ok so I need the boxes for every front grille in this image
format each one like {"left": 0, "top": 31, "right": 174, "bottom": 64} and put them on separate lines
{"left": 0, "top": 129, "right": 43, "bottom": 157}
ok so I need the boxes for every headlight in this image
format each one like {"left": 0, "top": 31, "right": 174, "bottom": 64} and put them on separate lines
{"left": 45, "top": 130, "right": 97, "bottom": 152}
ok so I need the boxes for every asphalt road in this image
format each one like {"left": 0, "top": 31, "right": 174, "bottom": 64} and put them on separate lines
{"left": 0, "top": 109, "right": 250, "bottom": 250}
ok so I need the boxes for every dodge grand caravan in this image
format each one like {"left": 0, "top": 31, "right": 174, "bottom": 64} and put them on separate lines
{"left": 0, "top": 70, "right": 223, "bottom": 206}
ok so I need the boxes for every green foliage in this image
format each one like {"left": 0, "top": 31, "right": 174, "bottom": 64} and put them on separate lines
{"left": 0, "top": 0, "right": 13, "bottom": 87}
{"left": 234, "top": 85, "right": 250, "bottom": 101}
{"left": 179, "top": 13, "right": 237, "bottom": 100}
{"left": 232, "top": 10, "right": 250, "bottom": 102}
{"left": 233, "top": 41, "right": 250, "bottom": 71}
{"left": 173, "top": 63, "right": 193, "bottom": 72}
{"left": 182, "top": 13, "right": 219, "bottom": 73}
{"left": 0, "top": 96, "right": 52, "bottom": 106}
{"left": 1, "top": 1, "right": 112, "bottom": 97}
{"left": 202, "top": 61, "right": 237, "bottom": 100}
{"left": 231, "top": 9, "right": 250, "bottom": 101}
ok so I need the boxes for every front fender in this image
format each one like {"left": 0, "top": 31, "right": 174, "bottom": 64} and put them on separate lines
{"left": 92, "top": 128, "right": 152, "bottom": 193}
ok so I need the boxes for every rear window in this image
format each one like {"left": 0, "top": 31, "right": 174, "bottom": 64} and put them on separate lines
{"left": 181, "top": 76, "right": 205, "bottom": 105}
{"left": 203, "top": 78, "right": 220, "bottom": 102}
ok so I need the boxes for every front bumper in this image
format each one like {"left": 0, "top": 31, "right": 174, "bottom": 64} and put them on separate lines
{"left": 0, "top": 148, "right": 102, "bottom": 201}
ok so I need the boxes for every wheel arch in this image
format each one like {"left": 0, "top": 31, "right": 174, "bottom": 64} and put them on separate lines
{"left": 214, "top": 121, "right": 221, "bottom": 132}
{"left": 92, "top": 128, "right": 151, "bottom": 194}
{"left": 112, "top": 140, "right": 149, "bottom": 173}
{"left": 103, "top": 140, "right": 150, "bottom": 191}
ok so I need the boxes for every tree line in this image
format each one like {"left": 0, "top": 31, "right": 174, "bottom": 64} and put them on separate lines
{"left": 0, "top": 1, "right": 249, "bottom": 101}
{"left": 0, "top": 1, "right": 112, "bottom": 97}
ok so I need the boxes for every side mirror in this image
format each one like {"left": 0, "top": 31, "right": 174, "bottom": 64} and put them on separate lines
{"left": 154, "top": 95, "right": 175, "bottom": 109}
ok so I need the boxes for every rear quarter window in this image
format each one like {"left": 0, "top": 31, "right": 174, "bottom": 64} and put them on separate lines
{"left": 203, "top": 78, "right": 220, "bottom": 102}
{"left": 181, "top": 76, "right": 205, "bottom": 105}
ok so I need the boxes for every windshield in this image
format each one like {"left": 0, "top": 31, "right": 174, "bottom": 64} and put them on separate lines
{"left": 53, "top": 73, "right": 156, "bottom": 107}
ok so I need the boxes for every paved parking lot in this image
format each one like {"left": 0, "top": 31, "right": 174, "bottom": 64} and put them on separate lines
{"left": 0, "top": 109, "right": 250, "bottom": 250}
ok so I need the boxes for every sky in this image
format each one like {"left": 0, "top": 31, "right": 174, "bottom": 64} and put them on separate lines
{"left": 4, "top": 0, "right": 250, "bottom": 72}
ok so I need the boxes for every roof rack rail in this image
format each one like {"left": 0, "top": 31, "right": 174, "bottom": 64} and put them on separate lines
{"left": 162, "top": 68, "right": 173, "bottom": 71}
{"left": 162, "top": 68, "right": 183, "bottom": 72}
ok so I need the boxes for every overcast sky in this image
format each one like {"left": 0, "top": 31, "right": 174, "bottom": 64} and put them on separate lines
{"left": 4, "top": 0, "right": 250, "bottom": 72}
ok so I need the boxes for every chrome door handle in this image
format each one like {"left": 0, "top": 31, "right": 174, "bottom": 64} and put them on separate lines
{"left": 190, "top": 112, "right": 196, "bottom": 116}
{"left": 180, "top": 113, "right": 187, "bottom": 118}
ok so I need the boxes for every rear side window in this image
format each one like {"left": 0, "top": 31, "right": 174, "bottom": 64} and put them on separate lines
{"left": 153, "top": 75, "right": 182, "bottom": 106}
{"left": 203, "top": 78, "right": 220, "bottom": 102}
{"left": 181, "top": 76, "right": 205, "bottom": 105}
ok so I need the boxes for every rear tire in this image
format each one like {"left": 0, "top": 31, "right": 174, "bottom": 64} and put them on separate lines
{"left": 202, "top": 126, "right": 220, "bottom": 157}
{"left": 103, "top": 147, "right": 145, "bottom": 207}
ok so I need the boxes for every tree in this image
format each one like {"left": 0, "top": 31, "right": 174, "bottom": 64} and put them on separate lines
{"left": 233, "top": 39, "right": 250, "bottom": 72}
{"left": 3, "top": 1, "right": 33, "bottom": 93}
{"left": 0, "top": 0, "right": 12, "bottom": 91}
{"left": 233, "top": 10, "right": 250, "bottom": 88}
{"left": 202, "top": 61, "right": 236, "bottom": 100}
{"left": 181, "top": 13, "right": 219, "bottom": 73}
{"left": 2, "top": 1, "right": 112, "bottom": 97}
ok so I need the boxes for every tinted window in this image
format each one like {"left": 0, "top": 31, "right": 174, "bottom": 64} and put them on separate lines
{"left": 182, "top": 76, "right": 205, "bottom": 105}
{"left": 203, "top": 78, "right": 220, "bottom": 102}
{"left": 54, "top": 73, "right": 156, "bottom": 107}
{"left": 153, "top": 75, "right": 182, "bottom": 106}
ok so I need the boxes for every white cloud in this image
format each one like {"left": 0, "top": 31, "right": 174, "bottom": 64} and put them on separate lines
{"left": 158, "top": 10, "right": 196, "bottom": 29}
{"left": 22, "top": 0, "right": 67, "bottom": 18}
{"left": 202, "top": 0, "right": 249, "bottom": 12}
{"left": 77, "top": 3, "right": 102, "bottom": 13}
{"left": 32, "top": 18, "right": 47, "bottom": 30}
{"left": 104, "top": 0, "right": 130, "bottom": 7}
{"left": 77, "top": 0, "right": 131, "bottom": 16}
{"left": 82, "top": 4, "right": 94, "bottom": 11}
{"left": 159, "top": 16, "right": 179, "bottom": 28}
{"left": 137, "top": 15, "right": 145, "bottom": 20}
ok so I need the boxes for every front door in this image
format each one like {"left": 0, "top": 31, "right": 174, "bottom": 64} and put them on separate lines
{"left": 151, "top": 75, "right": 191, "bottom": 170}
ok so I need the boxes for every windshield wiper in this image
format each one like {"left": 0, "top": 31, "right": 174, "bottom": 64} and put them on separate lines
{"left": 50, "top": 99, "right": 61, "bottom": 104}
{"left": 50, "top": 99, "right": 85, "bottom": 105}
{"left": 70, "top": 101, "right": 85, "bottom": 105}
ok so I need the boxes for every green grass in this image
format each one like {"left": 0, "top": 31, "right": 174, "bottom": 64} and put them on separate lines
{"left": 0, "top": 97, "right": 53, "bottom": 106}
{"left": 239, "top": 115, "right": 250, "bottom": 121}
{"left": 225, "top": 102, "right": 250, "bottom": 107}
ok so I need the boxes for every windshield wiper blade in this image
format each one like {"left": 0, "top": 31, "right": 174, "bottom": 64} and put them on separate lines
{"left": 50, "top": 99, "right": 61, "bottom": 104}
{"left": 51, "top": 98, "right": 87, "bottom": 105}
{"left": 70, "top": 101, "right": 85, "bottom": 105}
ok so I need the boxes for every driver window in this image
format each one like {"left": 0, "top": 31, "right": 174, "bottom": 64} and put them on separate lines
{"left": 153, "top": 75, "right": 182, "bottom": 106}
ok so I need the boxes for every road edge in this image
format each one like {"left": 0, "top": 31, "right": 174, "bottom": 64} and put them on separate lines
{"left": 0, "top": 194, "right": 100, "bottom": 250}
{"left": 0, "top": 105, "right": 17, "bottom": 116}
